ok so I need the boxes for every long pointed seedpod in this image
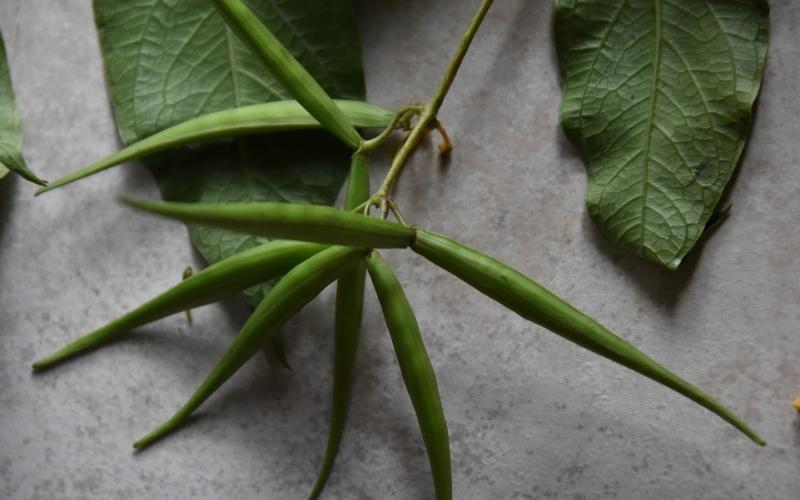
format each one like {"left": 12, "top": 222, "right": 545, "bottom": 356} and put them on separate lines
{"left": 367, "top": 251, "right": 452, "bottom": 500}
{"left": 123, "top": 197, "right": 416, "bottom": 249}
{"left": 36, "top": 100, "right": 392, "bottom": 195}
{"left": 32, "top": 241, "right": 326, "bottom": 371}
{"left": 210, "top": 0, "right": 363, "bottom": 149}
{"left": 309, "top": 153, "right": 370, "bottom": 499}
{"left": 134, "top": 245, "right": 366, "bottom": 449}
{"left": 411, "top": 229, "right": 764, "bottom": 445}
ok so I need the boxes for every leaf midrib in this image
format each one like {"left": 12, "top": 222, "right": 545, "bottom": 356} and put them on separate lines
{"left": 639, "top": 0, "right": 663, "bottom": 255}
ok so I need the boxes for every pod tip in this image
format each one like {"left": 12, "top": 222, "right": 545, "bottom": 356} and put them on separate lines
{"left": 132, "top": 434, "right": 152, "bottom": 450}
{"left": 740, "top": 424, "right": 766, "bottom": 446}
{"left": 119, "top": 195, "right": 155, "bottom": 212}
{"left": 132, "top": 420, "right": 176, "bottom": 450}
{"left": 118, "top": 194, "right": 139, "bottom": 205}
{"left": 31, "top": 356, "right": 55, "bottom": 372}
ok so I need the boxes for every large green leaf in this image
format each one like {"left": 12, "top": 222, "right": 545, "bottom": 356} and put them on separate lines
{"left": 555, "top": 0, "right": 769, "bottom": 269}
{"left": 0, "top": 31, "right": 45, "bottom": 185}
{"left": 93, "top": 0, "right": 365, "bottom": 304}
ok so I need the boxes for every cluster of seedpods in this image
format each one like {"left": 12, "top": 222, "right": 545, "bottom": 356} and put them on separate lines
{"left": 31, "top": 0, "right": 762, "bottom": 499}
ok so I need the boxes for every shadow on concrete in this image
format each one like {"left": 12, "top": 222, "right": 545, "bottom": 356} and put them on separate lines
{"left": 794, "top": 414, "right": 800, "bottom": 448}
{"left": 580, "top": 212, "right": 705, "bottom": 311}
{"left": 0, "top": 175, "right": 17, "bottom": 285}
{"left": 0, "top": 174, "right": 16, "bottom": 229}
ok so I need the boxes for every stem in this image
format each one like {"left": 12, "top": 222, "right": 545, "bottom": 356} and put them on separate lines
{"left": 350, "top": 200, "right": 368, "bottom": 214}
{"left": 359, "top": 104, "right": 425, "bottom": 153}
{"left": 427, "top": 0, "right": 494, "bottom": 118}
{"left": 375, "top": 0, "right": 494, "bottom": 199}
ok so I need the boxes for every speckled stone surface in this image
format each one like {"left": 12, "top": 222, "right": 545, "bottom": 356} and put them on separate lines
{"left": 1, "top": 1, "right": 798, "bottom": 499}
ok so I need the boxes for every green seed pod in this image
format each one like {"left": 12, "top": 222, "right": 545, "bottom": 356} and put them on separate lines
{"left": 309, "top": 153, "right": 369, "bottom": 499}
{"left": 36, "top": 100, "right": 393, "bottom": 195}
{"left": 411, "top": 229, "right": 765, "bottom": 445}
{"left": 133, "top": 245, "right": 366, "bottom": 449}
{"left": 123, "top": 197, "right": 417, "bottom": 249}
{"left": 344, "top": 153, "right": 371, "bottom": 213}
{"left": 32, "top": 240, "right": 326, "bottom": 371}
{"left": 366, "top": 251, "right": 451, "bottom": 500}
{"left": 211, "top": 0, "right": 362, "bottom": 149}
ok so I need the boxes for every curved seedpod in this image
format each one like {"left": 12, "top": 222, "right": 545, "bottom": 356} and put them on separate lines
{"left": 367, "top": 251, "right": 451, "bottom": 500}
{"left": 309, "top": 153, "right": 370, "bottom": 499}
{"left": 32, "top": 240, "right": 327, "bottom": 371}
{"left": 36, "top": 100, "right": 392, "bottom": 195}
{"left": 134, "top": 245, "right": 366, "bottom": 449}
{"left": 123, "top": 197, "right": 417, "bottom": 249}
{"left": 211, "top": 0, "right": 362, "bottom": 149}
{"left": 411, "top": 229, "right": 764, "bottom": 445}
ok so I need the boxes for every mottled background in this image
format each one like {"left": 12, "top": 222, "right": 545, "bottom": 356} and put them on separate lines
{"left": 1, "top": 0, "right": 798, "bottom": 499}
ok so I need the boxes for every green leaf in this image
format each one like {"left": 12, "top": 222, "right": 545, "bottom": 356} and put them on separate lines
{"left": 0, "top": 30, "right": 46, "bottom": 185}
{"left": 93, "top": 0, "right": 365, "bottom": 303}
{"left": 555, "top": 0, "right": 769, "bottom": 269}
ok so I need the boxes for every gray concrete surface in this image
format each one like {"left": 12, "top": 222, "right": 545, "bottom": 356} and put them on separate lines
{"left": 1, "top": 0, "right": 798, "bottom": 498}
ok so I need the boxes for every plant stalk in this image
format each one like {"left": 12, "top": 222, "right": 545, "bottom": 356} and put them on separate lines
{"left": 375, "top": 0, "right": 494, "bottom": 202}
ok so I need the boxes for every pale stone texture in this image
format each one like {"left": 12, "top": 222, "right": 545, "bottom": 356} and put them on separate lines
{"left": 1, "top": 1, "right": 798, "bottom": 499}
